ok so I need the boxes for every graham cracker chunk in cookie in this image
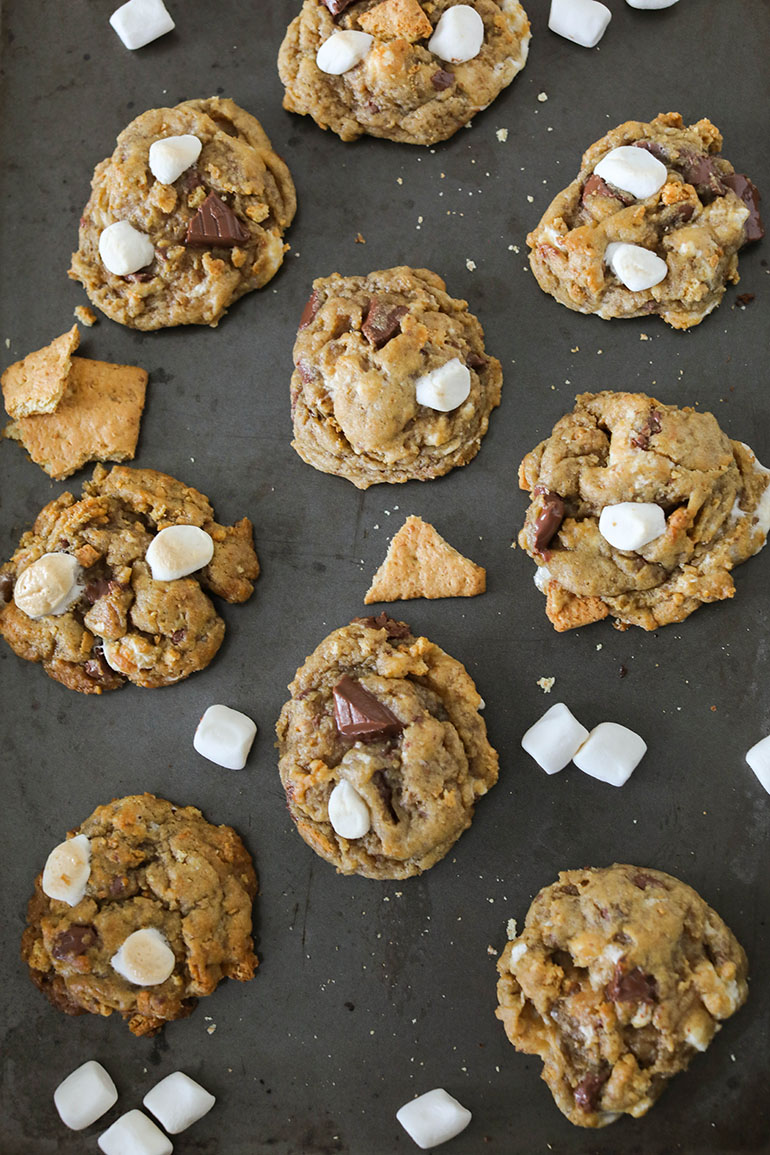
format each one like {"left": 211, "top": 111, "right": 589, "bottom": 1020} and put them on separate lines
{"left": 1, "top": 325, "right": 80, "bottom": 418}
{"left": 365, "top": 515, "right": 486, "bottom": 604}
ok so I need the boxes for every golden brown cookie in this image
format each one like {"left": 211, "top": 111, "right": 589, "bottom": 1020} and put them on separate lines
{"left": 364, "top": 515, "right": 486, "bottom": 602}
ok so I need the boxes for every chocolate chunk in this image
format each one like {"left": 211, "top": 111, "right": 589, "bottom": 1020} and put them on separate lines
{"left": 574, "top": 1069, "right": 610, "bottom": 1113}
{"left": 361, "top": 298, "right": 408, "bottom": 349}
{"left": 109, "top": 874, "right": 131, "bottom": 897}
{"left": 630, "top": 409, "right": 662, "bottom": 451}
{"left": 299, "top": 289, "right": 321, "bottom": 331}
{"left": 660, "top": 201, "right": 695, "bottom": 232}
{"left": 466, "top": 350, "right": 488, "bottom": 371}
{"left": 737, "top": 292, "right": 756, "bottom": 307}
{"left": 431, "top": 69, "right": 455, "bottom": 91}
{"left": 560, "top": 884, "right": 580, "bottom": 896}
{"left": 722, "top": 173, "right": 764, "bottom": 243}
{"left": 84, "top": 645, "right": 123, "bottom": 689}
{"left": 123, "top": 270, "right": 154, "bottom": 283}
{"left": 352, "top": 612, "right": 411, "bottom": 638}
{"left": 582, "top": 173, "right": 634, "bottom": 206}
{"left": 673, "top": 149, "right": 727, "bottom": 200}
{"left": 0, "top": 572, "right": 13, "bottom": 602}
{"left": 606, "top": 962, "right": 658, "bottom": 1004}
{"left": 631, "top": 871, "right": 666, "bottom": 890}
{"left": 323, "top": 0, "right": 356, "bottom": 13}
{"left": 632, "top": 140, "right": 669, "bottom": 164}
{"left": 185, "top": 191, "right": 250, "bottom": 247}
{"left": 84, "top": 578, "right": 112, "bottom": 604}
{"left": 532, "top": 491, "right": 565, "bottom": 556}
{"left": 332, "top": 675, "right": 404, "bottom": 741}
{"left": 170, "top": 628, "right": 186, "bottom": 645}
{"left": 51, "top": 924, "right": 98, "bottom": 960}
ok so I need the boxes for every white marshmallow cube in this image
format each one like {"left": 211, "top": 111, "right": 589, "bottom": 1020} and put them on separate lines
{"left": 98, "top": 1110, "right": 173, "bottom": 1155}
{"left": 316, "top": 30, "right": 373, "bottom": 75}
{"left": 604, "top": 242, "right": 668, "bottom": 292}
{"left": 143, "top": 1072, "right": 216, "bottom": 1134}
{"left": 111, "top": 928, "right": 175, "bottom": 986}
{"left": 599, "top": 502, "right": 666, "bottom": 551}
{"left": 521, "top": 702, "right": 589, "bottom": 775}
{"left": 573, "top": 722, "right": 647, "bottom": 786}
{"left": 627, "top": 0, "right": 679, "bottom": 8}
{"left": 14, "top": 553, "right": 82, "bottom": 619}
{"left": 746, "top": 735, "right": 770, "bottom": 794}
{"left": 428, "top": 5, "right": 484, "bottom": 64}
{"left": 594, "top": 146, "right": 667, "bottom": 200}
{"left": 99, "top": 221, "right": 155, "bottom": 277}
{"left": 149, "top": 135, "right": 202, "bottom": 185}
{"left": 109, "top": 0, "right": 175, "bottom": 51}
{"left": 54, "top": 1061, "right": 118, "bottom": 1131}
{"left": 193, "top": 704, "right": 257, "bottom": 770}
{"left": 415, "top": 358, "right": 471, "bottom": 412}
{"left": 42, "top": 834, "right": 91, "bottom": 906}
{"left": 145, "top": 525, "right": 214, "bottom": 582}
{"left": 396, "top": 1088, "right": 472, "bottom": 1150}
{"left": 328, "top": 779, "right": 372, "bottom": 839}
{"left": 548, "top": 0, "right": 612, "bottom": 48}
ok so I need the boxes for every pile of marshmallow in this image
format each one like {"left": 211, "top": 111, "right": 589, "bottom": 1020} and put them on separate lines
{"left": 550, "top": 0, "right": 679, "bottom": 51}
{"left": 522, "top": 702, "right": 647, "bottom": 786}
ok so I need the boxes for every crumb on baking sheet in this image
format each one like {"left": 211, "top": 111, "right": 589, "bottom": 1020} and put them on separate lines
{"left": 496, "top": 128, "right": 508, "bottom": 142}
{"left": 506, "top": 918, "right": 517, "bottom": 940}
{"left": 74, "top": 305, "right": 98, "bottom": 327}
{"left": 537, "top": 676, "right": 555, "bottom": 693}
{"left": 466, "top": 259, "right": 476, "bottom": 271}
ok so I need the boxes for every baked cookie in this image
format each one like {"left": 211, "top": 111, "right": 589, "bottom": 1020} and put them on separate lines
{"left": 278, "top": 0, "right": 530, "bottom": 146}
{"left": 0, "top": 464, "right": 259, "bottom": 693}
{"left": 22, "top": 794, "right": 257, "bottom": 1037}
{"left": 518, "top": 392, "right": 770, "bottom": 632}
{"left": 496, "top": 864, "right": 748, "bottom": 1127}
{"left": 291, "top": 266, "right": 502, "bottom": 487}
{"left": 528, "top": 112, "right": 764, "bottom": 330}
{"left": 69, "top": 97, "right": 296, "bottom": 329}
{"left": 276, "top": 614, "right": 498, "bottom": 878}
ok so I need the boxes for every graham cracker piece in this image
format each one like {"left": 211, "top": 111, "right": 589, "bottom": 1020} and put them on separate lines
{"left": 1, "top": 325, "right": 80, "bottom": 418}
{"left": 544, "top": 580, "right": 609, "bottom": 632}
{"left": 358, "top": 0, "right": 433, "bottom": 42}
{"left": 365, "top": 515, "right": 486, "bottom": 604}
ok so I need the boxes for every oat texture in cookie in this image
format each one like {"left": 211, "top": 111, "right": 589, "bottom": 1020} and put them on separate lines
{"left": 496, "top": 864, "right": 748, "bottom": 1127}
{"left": 290, "top": 267, "right": 502, "bottom": 487}
{"left": 0, "top": 464, "right": 260, "bottom": 693}
{"left": 69, "top": 97, "right": 296, "bottom": 329}
{"left": 276, "top": 615, "right": 498, "bottom": 878}
{"left": 22, "top": 794, "right": 257, "bottom": 1037}
{"left": 518, "top": 392, "right": 770, "bottom": 632}
{"left": 527, "top": 113, "right": 764, "bottom": 329}
{"left": 278, "top": 0, "right": 530, "bottom": 146}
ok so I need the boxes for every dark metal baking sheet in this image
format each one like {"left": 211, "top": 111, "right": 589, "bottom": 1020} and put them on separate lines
{"left": 2, "top": 2, "right": 769, "bottom": 1152}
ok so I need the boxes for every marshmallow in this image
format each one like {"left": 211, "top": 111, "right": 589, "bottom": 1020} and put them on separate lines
{"left": 42, "top": 834, "right": 91, "bottom": 906}
{"left": 99, "top": 221, "right": 155, "bottom": 277}
{"left": 534, "top": 565, "right": 553, "bottom": 593}
{"left": 193, "top": 704, "right": 257, "bottom": 770}
{"left": 521, "top": 702, "right": 589, "bottom": 775}
{"left": 143, "top": 1072, "right": 216, "bottom": 1134}
{"left": 626, "top": 0, "right": 679, "bottom": 8}
{"left": 594, "top": 146, "right": 667, "bottom": 200}
{"left": 316, "top": 30, "right": 373, "bottom": 75}
{"left": 149, "top": 135, "right": 202, "bottom": 185}
{"left": 13, "top": 553, "right": 82, "bottom": 619}
{"left": 111, "top": 928, "right": 175, "bottom": 986}
{"left": 328, "top": 779, "right": 372, "bottom": 839}
{"left": 599, "top": 502, "right": 666, "bottom": 551}
{"left": 145, "top": 524, "right": 214, "bottom": 582}
{"left": 746, "top": 735, "right": 770, "bottom": 794}
{"left": 109, "top": 0, "right": 175, "bottom": 51}
{"left": 98, "top": 1110, "right": 173, "bottom": 1155}
{"left": 548, "top": 0, "right": 612, "bottom": 47}
{"left": 428, "top": 6, "right": 484, "bottom": 64}
{"left": 396, "top": 1088, "right": 472, "bottom": 1150}
{"left": 604, "top": 242, "right": 668, "bottom": 292}
{"left": 54, "top": 1061, "right": 118, "bottom": 1131}
{"left": 415, "top": 358, "right": 471, "bottom": 412}
{"left": 573, "top": 722, "right": 647, "bottom": 786}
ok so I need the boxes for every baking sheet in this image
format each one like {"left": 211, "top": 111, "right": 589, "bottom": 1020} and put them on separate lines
{"left": 1, "top": 1, "right": 769, "bottom": 1152}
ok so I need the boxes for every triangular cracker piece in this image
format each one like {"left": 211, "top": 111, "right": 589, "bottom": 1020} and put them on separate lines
{"left": 365, "top": 515, "right": 486, "bottom": 604}
{"left": 1, "top": 325, "right": 80, "bottom": 418}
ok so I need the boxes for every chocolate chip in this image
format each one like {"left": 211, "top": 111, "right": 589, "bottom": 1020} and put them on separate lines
{"left": 673, "top": 149, "right": 727, "bottom": 200}
{"left": 722, "top": 173, "right": 764, "bottom": 243}
{"left": 84, "top": 645, "right": 122, "bottom": 688}
{"left": 352, "top": 613, "right": 411, "bottom": 639}
{"left": 631, "top": 871, "right": 666, "bottom": 890}
{"left": 170, "top": 628, "right": 186, "bottom": 645}
{"left": 0, "top": 572, "right": 13, "bottom": 602}
{"left": 660, "top": 201, "right": 695, "bottom": 233}
{"left": 630, "top": 409, "right": 662, "bottom": 451}
{"left": 466, "top": 350, "right": 488, "bottom": 371}
{"left": 361, "top": 298, "right": 408, "bottom": 349}
{"left": 574, "top": 1069, "right": 610, "bottom": 1113}
{"left": 532, "top": 491, "right": 565, "bottom": 556}
{"left": 84, "top": 578, "right": 111, "bottom": 604}
{"left": 632, "top": 140, "right": 669, "bottom": 164}
{"left": 322, "top": 0, "right": 356, "bottom": 13}
{"left": 109, "top": 875, "right": 131, "bottom": 897}
{"left": 51, "top": 924, "right": 98, "bottom": 960}
{"left": 606, "top": 962, "right": 658, "bottom": 1004}
{"left": 619, "top": 664, "right": 628, "bottom": 678}
{"left": 123, "top": 270, "right": 154, "bottom": 282}
{"left": 185, "top": 191, "right": 250, "bottom": 247}
{"left": 737, "top": 292, "right": 756, "bottom": 307}
{"left": 332, "top": 675, "right": 404, "bottom": 741}
{"left": 582, "top": 173, "right": 634, "bottom": 206}
{"left": 560, "top": 884, "right": 580, "bottom": 896}
{"left": 431, "top": 69, "right": 455, "bottom": 91}
{"left": 299, "top": 289, "right": 320, "bottom": 331}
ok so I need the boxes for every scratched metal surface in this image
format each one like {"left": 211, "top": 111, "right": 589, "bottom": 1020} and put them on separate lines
{"left": 1, "top": 1, "right": 769, "bottom": 1152}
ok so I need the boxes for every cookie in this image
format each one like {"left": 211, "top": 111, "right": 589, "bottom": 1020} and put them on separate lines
{"left": 276, "top": 615, "right": 498, "bottom": 878}
{"left": 0, "top": 464, "right": 259, "bottom": 693}
{"left": 278, "top": 0, "right": 530, "bottom": 146}
{"left": 69, "top": 97, "right": 296, "bottom": 329}
{"left": 496, "top": 864, "right": 748, "bottom": 1127}
{"left": 290, "top": 266, "right": 502, "bottom": 487}
{"left": 1, "top": 325, "right": 80, "bottom": 419}
{"left": 364, "top": 514, "right": 486, "bottom": 602}
{"left": 22, "top": 794, "right": 257, "bottom": 1037}
{"left": 527, "top": 112, "right": 764, "bottom": 330}
{"left": 518, "top": 392, "right": 770, "bottom": 631}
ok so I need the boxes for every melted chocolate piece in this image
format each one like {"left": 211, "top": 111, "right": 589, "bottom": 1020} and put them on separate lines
{"left": 722, "top": 173, "right": 764, "bottom": 243}
{"left": 466, "top": 350, "right": 488, "bottom": 371}
{"left": 0, "top": 572, "right": 13, "bottom": 602}
{"left": 630, "top": 409, "right": 662, "bottom": 451}
{"left": 51, "top": 924, "right": 98, "bottom": 960}
{"left": 352, "top": 613, "right": 411, "bottom": 639}
{"left": 574, "top": 1069, "right": 610, "bottom": 1113}
{"left": 84, "top": 578, "right": 111, "bottom": 604}
{"left": 333, "top": 675, "right": 404, "bottom": 741}
{"left": 185, "top": 191, "right": 250, "bottom": 247}
{"left": 631, "top": 871, "right": 666, "bottom": 890}
{"left": 361, "top": 298, "right": 408, "bottom": 349}
{"left": 170, "top": 628, "right": 186, "bottom": 645}
{"left": 532, "top": 491, "right": 565, "bottom": 556}
{"left": 180, "top": 167, "right": 204, "bottom": 194}
{"left": 323, "top": 0, "right": 356, "bottom": 13}
{"left": 582, "top": 173, "right": 634, "bottom": 206}
{"left": 660, "top": 201, "right": 695, "bottom": 232}
{"left": 123, "top": 270, "right": 153, "bottom": 283}
{"left": 431, "top": 69, "right": 454, "bottom": 91}
{"left": 299, "top": 289, "right": 321, "bottom": 330}
{"left": 632, "top": 139, "right": 669, "bottom": 164}
{"left": 606, "top": 963, "right": 658, "bottom": 1004}
{"left": 560, "top": 884, "right": 580, "bottom": 896}
{"left": 84, "top": 645, "right": 123, "bottom": 688}
{"left": 673, "top": 149, "right": 727, "bottom": 201}
{"left": 109, "top": 874, "right": 131, "bottom": 897}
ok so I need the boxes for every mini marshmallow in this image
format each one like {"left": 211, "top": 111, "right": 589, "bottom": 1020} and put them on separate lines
{"left": 316, "top": 30, "right": 373, "bottom": 75}
{"left": 193, "top": 704, "right": 257, "bottom": 770}
{"left": 99, "top": 221, "right": 155, "bottom": 277}
{"left": 594, "top": 146, "right": 667, "bottom": 200}
{"left": 746, "top": 735, "right": 770, "bottom": 794}
{"left": 13, "top": 553, "right": 82, "bottom": 619}
{"left": 604, "top": 242, "right": 668, "bottom": 292}
{"left": 111, "top": 928, "right": 175, "bottom": 986}
{"left": 599, "top": 502, "right": 666, "bottom": 551}
{"left": 98, "top": 1110, "right": 173, "bottom": 1155}
{"left": 145, "top": 524, "right": 214, "bottom": 582}
{"left": 143, "top": 1072, "right": 216, "bottom": 1134}
{"left": 626, "top": 0, "right": 679, "bottom": 8}
{"left": 548, "top": 0, "right": 611, "bottom": 48}
{"left": 573, "top": 722, "right": 647, "bottom": 787}
{"left": 42, "top": 834, "right": 91, "bottom": 906}
{"left": 396, "top": 1088, "right": 472, "bottom": 1150}
{"left": 428, "top": 5, "right": 484, "bottom": 64}
{"left": 109, "top": 0, "right": 175, "bottom": 51}
{"left": 54, "top": 1060, "right": 118, "bottom": 1131}
{"left": 149, "top": 135, "right": 202, "bottom": 185}
{"left": 521, "top": 702, "right": 589, "bottom": 775}
{"left": 328, "top": 780, "right": 371, "bottom": 839}
{"left": 415, "top": 358, "right": 471, "bottom": 412}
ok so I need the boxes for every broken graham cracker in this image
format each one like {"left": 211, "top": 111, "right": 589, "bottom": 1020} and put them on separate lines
{"left": 365, "top": 515, "right": 486, "bottom": 604}
{"left": 358, "top": 0, "right": 433, "bottom": 42}
{"left": 1, "top": 325, "right": 79, "bottom": 418}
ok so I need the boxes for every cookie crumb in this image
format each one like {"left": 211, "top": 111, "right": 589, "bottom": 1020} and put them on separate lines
{"left": 466, "top": 259, "right": 477, "bottom": 271}
{"left": 537, "top": 676, "right": 555, "bottom": 693}
{"left": 506, "top": 918, "right": 517, "bottom": 940}
{"left": 355, "top": 232, "right": 366, "bottom": 244}
{"left": 639, "top": 332, "right": 650, "bottom": 341}
{"left": 526, "top": 195, "right": 534, "bottom": 203}
{"left": 570, "top": 345, "right": 579, "bottom": 352}
{"left": 207, "top": 1023, "right": 217, "bottom": 1035}
{"left": 496, "top": 128, "right": 508, "bottom": 143}
{"left": 537, "top": 91, "right": 548, "bottom": 102}
{"left": 75, "top": 305, "right": 98, "bottom": 327}
{"left": 396, "top": 177, "right": 403, "bottom": 185}
{"left": 595, "top": 643, "right": 603, "bottom": 651}
{"left": 486, "top": 945, "right": 498, "bottom": 956}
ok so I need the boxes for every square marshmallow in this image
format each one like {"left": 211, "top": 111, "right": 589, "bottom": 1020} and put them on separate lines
{"left": 746, "top": 734, "right": 770, "bottom": 794}
{"left": 396, "top": 1088, "right": 472, "bottom": 1150}
{"left": 110, "top": 0, "right": 175, "bottom": 51}
{"left": 521, "top": 702, "right": 589, "bottom": 775}
{"left": 98, "top": 1109, "right": 172, "bottom": 1155}
{"left": 193, "top": 704, "right": 257, "bottom": 770}
{"left": 573, "top": 722, "right": 647, "bottom": 786}
{"left": 549, "top": 0, "right": 612, "bottom": 48}
{"left": 54, "top": 1060, "right": 118, "bottom": 1131}
{"left": 143, "top": 1071, "right": 216, "bottom": 1134}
